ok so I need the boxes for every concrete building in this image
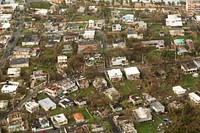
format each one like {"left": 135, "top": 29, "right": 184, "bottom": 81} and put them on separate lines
{"left": 7, "top": 68, "right": 21, "bottom": 77}
{"left": 166, "top": 14, "right": 182, "bottom": 27}
{"left": 1, "top": 81, "right": 19, "bottom": 94}
{"left": 124, "top": 67, "right": 140, "bottom": 80}
{"left": 150, "top": 101, "right": 165, "bottom": 113}
{"left": 189, "top": 92, "right": 200, "bottom": 104}
{"left": 133, "top": 107, "right": 152, "bottom": 122}
{"left": 38, "top": 98, "right": 56, "bottom": 111}
{"left": 24, "top": 101, "right": 39, "bottom": 113}
{"left": 107, "top": 69, "right": 123, "bottom": 82}
{"left": 172, "top": 86, "right": 186, "bottom": 96}
{"left": 186, "top": 0, "right": 200, "bottom": 13}
{"left": 50, "top": 113, "right": 68, "bottom": 128}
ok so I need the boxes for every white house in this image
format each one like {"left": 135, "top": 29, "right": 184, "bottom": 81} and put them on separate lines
{"left": 107, "top": 69, "right": 123, "bottom": 82}
{"left": 112, "top": 24, "right": 121, "bottom": 32}
{"left": 7, "top": 68, "right": 21, "bottom": 77}
{"left": 1, "top": 81, "right": 19, "bottom": 94}
{"left": 133, "top": 107, "right": 152, "bottom": 122}
{"left": 83, "top": 30, "right": 95, "bottom": 40}
{"left": 35, "top": 9, "right": 48, "bottom": 15}
{"left": 57, "top": 55, "right": 67, "bottom": 63}
{"left": 188, "top": 92, "right": 200, "bottom": 104}
{"left": 166, "top": 14, "right": 183, "bottom": 27}
{"left": 38, "top": 98, "right": 56, "bottom": 111}
{"left": 88, "top": 20, "right": 95, "bottom": 29}
{"left": 24, "top": 101, "right": 39, "bottom": 114}
{"left": 172, "top": 86, "right": 186, "bottom": 96}
{"left": 45, "top": 86, "right": 62, "bottom": 97}
{"left": 111, "top": 57, "right": 128, "bottom": 66}
{"left": 50, "top": 113, "right": 68, "bottom": 128}
{"left": 122, "top": 14, "right": 134, "bottom": 23}
{"left": 150, "top": 101, "right": 165, "bottom": 113}
{"left": 124, "top": 67, "right": 140, "bottom": 80}
{"left": 127, "top": 31, "right": 143, "bottom": 39}
{"left": 0, "top": 100, "right": 9, "bottom": 110}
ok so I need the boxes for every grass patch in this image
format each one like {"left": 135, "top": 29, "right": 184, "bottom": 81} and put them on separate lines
{"left": 73, "top": 15, "right": 99, "bottom": 21}
{"left": 117, "top": 9, "right": 133, "bottom": 15}
{"left": 79, "top": 23, "right": 86, "bottom": 29}
{"left": 30, "top": 2, "right": 51, "bottom": 9}
{"left": 36, "top": 93, "right": 47, "bottom": 100}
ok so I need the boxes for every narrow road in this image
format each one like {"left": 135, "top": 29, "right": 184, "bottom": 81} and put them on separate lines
{"left": 96, "top": 30, "right": 110, "bottom": 68}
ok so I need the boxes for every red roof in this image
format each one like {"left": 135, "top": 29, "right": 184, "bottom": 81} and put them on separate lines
{"left": 73, "top": 113, "right": 84, "bottom": 120}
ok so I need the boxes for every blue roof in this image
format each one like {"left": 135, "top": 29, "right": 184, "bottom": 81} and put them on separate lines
{"left": 174, "top": 39, "right": 185, "bottom": 45}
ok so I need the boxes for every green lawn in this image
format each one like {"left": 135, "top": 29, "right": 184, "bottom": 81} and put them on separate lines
{"left": 73, "top": 15, "right": 99, "bottom": 21}
{"left": 135, "top": 113, "right": 165, "bottom": 133}
{"left": 36, "top": 93, "right": 47, "bottom": 100}
{"left": 30, "top": 2, "right": 52, "bottom": 9}
{"left": 117, "top": 9, "right": 133, "bottom": 15}
{"left": 114, "top": 79, "right": 144, "bottom": 99}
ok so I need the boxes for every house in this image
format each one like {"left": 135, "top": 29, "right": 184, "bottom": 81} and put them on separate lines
{"left": 50, "top": 113, "right": 68, "bottom": 128}
{"left": 73, "top": 113, "right": 84, "bottom": 123}
{"left": 172, "top": 86, "right": 186, "bottom": 96}
{"left": 21, "top": 34, "right": 40, "bottom": 46}
{"left": 7, "top": 112, "right": 25, "bottom": 132}
{"left": 59, "top": 98, "right": 74, "bottom": 108}
{"left": 124, "top": 67, "right": 140, "bottom": 80}
{"left": 88, "top": 20, "right": 95, "bottom": 29}
{"left": 91, "top": 124, "right": 104, "bottom": 132}
{"left": 1, "top": 81, "right": 19, "bottom": 94}
{"left": 76, "top": 77, "right": 89, "bottom": 89}
{"left": 78, "top": 40, "right": 98, "bottom": 53}
{"left": 67, "top": 23, "right": 80, "bottom": 31}
{"left": 46, "top": 33, "right": 61, "bottom": 43}
{"left": 181, "top": 61, "right": 197, "bottom": 74}
{"left": 113, "top": 115, "right": 137, "bottom": 133}
{"left": 88, "top": 6, "right": 98, "bottom": 13}
{"left": 177, "top": 47, "right": 188, "bottom": 55}
{"left": 95, "top": 19, "right": 105, "bottom": 30}
{"left": 122, "top": 14, "right": 134, "bottom": 23}
{"left": 83, "top": 30, "right": 95, "bottom": 40}
{"left": 127, "top": 31, "right": 143, "bottom": 39}
{"left": 154, "top": 70, "right": 167, "bottom": 79}
{"left": 169, "top": 29, "right": 185, "bottom": 36}
{"left": 24, "top": 101, "right": 39, "bottom": 113}
{"left": 107, "top": 69, "right": 123, "bottom": 82}
{"left": 113, "top": 39, "right": 126, "bottom": 48}
{"left": 93, "top": 77, "right": 107, "bottom": 90}
{"left": 150, "top": 101, "right": 165, "bottom": 113}
{"left": 56, "top": 79, "right": 78, "bottom": 93}
{"left": 104, "top": 87, "right": 120, "bottom": 101}
{"left": 63, "top": 32, "right": 79, "bottom": 42}
{"left": 45, "top": 86, "right": 62, "bottom": 97}
{"left": 38, "top": 98, "right": 56, "bottom": 111}
{"left": 188, "top": 92, "right": 200, "bottom": 104}
{"left": 0, "top": 100, "right": 9, "bottom": 111}
{"left": 31, "top": 47, "right": 40, "bottom": 57}
{"left": 62, "top": 44, "right": 73, "bottom": 54}
{"left": 142, "top": 40, "right": 165, "bottom": 49}
{"left": 112, "top": 24, "right": 121, "bottom": 32}
{"left": 111, "top": 57, "right": 128, "bottom": 66}
{"left": 110, "top": 103, "right": 123, "bottom": 112}
{"left": 133, "top": 107, "right": 152, "bottom": 122}
{"left": 31, "top": 117, "right": 53, "bottom": 132}
{"left": 65, "top": 0, "right": 76, "bottom": 4}
{"left": 142, "top": 93, "right": 157, "bottom": 103}
{"left": 12, "top": 47, "right": 31, "bottom": 58}
{"left": 166, "top": 14, "right": 183, "bottom": 27}
{"left": 10, "top": 58, "right": 29, "bottom": 68}
{"left": 134, "top": 21, "right": 147, "bottom": 30}
{"left": 74, "top": 98, "right": 87, "bottom": 106}
{"left": 129, "top": 94, "right": 143, "bottom": 106}
{"left": 7, "top": 68, "right": 21, "bottom": 77}
{"left": 0, "top": 14, "right": 12, "bottom": 22}
{"left": 31, "top": 70, "right": 47, "bottom": 81}
{"left": 57, "top": 55, "right": 67, "bottom": 64}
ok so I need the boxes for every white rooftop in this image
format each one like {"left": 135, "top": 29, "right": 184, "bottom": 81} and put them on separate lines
{"left": 1, "top": 81, "right": 19, "bottom": 93}
{"left": 189, "top": 92, "right": 200, "bottom": 101}
{"left": 107, "top": 69, "right": 122, "bottom": 77}
{"left": 51, "top": 113, "right": 67, "bottom": 124}
{"left": 38, "top": 98, "right": 56, "bottom": 110}
{"left": 173, "top": 86, "right": 186, "bottom": 95}
{"left": 124, "top": 67, "right": 140, "bottom": 75}
{"left": 24, "top": 101, "right": 39, "bottom": 108}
